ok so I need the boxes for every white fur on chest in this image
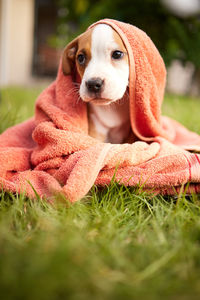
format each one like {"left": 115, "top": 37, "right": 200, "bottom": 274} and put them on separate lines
{"left": 88, "top": 99, "right": 130, "bottom": 143}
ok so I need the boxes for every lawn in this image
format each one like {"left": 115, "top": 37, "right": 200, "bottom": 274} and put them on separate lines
{"left": 0, "top": 87, "right": 200, "bottom": 300}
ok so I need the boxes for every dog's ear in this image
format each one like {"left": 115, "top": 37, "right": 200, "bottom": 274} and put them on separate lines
{"left": 62, "top": 38, "right": 78, "bottom": 75}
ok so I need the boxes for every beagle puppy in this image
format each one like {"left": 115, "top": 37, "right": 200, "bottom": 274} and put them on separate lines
{"left": 62, "top": 24, "right": 130, "bottom": 144}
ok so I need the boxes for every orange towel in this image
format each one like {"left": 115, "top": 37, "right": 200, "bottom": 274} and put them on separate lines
{"left": 1, "top": 18, "right": 200, "bottom": 202}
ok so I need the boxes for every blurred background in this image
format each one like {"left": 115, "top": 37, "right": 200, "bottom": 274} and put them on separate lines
{"left": 0, "top": 0, "right": 200, "bottom": 96}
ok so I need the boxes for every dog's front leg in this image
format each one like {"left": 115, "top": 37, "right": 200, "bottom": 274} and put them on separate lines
{"left": 107, "top": 122, "right": 130, "bottom": 144}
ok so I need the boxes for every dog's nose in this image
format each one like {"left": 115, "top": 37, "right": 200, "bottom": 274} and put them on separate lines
{"left": 86, "top": 78, "right": 104, "bottom": 93}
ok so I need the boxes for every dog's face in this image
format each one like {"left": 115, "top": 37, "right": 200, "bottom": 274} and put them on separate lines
{"left": 62, "top": 24, "right": 129, "bottom": 105}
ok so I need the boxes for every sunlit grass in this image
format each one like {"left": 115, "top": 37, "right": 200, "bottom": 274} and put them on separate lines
{"left": 163, "top": 94, "right": 200, "bottom": 134}
{"left": 0, "top": 86, "right": 43, "bottom": 133}
{"left": 1, "top": 186, "right": 200, "bottom": 299}
{"left": 0, "top": 87, "right": 200, "bottom": 299}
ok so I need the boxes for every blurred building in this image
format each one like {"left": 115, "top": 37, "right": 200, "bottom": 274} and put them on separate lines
{"left": 0, "top": 0, "right": 60, "bottom": 86}
{"left": 0, "top": 0, "right": 199, "bottom": 96}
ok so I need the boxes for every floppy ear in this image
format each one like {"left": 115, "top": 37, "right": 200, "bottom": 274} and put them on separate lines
{"left": 62, "top": 38, "right": 78, "bottom": 75}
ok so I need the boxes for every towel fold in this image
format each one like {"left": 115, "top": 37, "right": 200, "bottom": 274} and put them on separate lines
{"left": 1, "top": 19, "right": 200, "bottom": 202}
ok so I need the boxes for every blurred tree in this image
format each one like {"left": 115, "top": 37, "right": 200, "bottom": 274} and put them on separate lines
{"left": 55, "top": 0, "right": 200, "bottom": 70}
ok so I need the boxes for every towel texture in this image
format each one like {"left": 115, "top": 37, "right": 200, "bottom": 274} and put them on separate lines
{"left": 1, "top": 19, "right": 200, "bottom": 202}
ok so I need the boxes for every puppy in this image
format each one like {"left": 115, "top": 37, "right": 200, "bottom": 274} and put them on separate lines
{"left": 62, "top": 24, "right": 130, "bottom": 143}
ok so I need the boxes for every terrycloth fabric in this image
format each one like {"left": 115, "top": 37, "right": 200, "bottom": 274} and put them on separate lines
{"left": 1, "top": 18, "right": 200, "bottom": 202}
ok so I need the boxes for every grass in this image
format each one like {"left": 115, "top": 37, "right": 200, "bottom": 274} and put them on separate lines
{"left": 1, "top": 87, "right": 200, "bottom": 299}
{"left": 0, "top": 86, "right": 43, "bottom": 133}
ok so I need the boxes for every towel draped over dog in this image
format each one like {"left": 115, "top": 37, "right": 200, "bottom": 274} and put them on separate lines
{"left": 1, "top": 19, "right": 200, "bottom": 202}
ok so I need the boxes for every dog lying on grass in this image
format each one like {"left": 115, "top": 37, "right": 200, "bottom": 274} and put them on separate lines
{"left": 1, "top": 19, "right": 200, "bottom": 202}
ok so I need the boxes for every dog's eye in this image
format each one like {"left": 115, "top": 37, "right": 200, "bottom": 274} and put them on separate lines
{"left": 77, "top": 54, "right": 86, "bottom": 65}
{"left": 111, "top": 50, "right": 124, "bottom": 60}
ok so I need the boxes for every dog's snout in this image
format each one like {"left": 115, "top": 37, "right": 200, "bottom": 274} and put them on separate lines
{"left": 86, "top": 78, "right": 104, "bottom": 93}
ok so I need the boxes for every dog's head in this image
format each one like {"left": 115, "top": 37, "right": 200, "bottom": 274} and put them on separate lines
{"left": 62, "top": 24, "right": 129, "bottom": 105}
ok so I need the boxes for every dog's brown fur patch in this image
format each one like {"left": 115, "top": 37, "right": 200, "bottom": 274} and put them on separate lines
{"left": 76, "top": 28, "right": 92, "bottom": 78}
{"left": 112, "top": 29, "right": 128, "bottom": 65}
